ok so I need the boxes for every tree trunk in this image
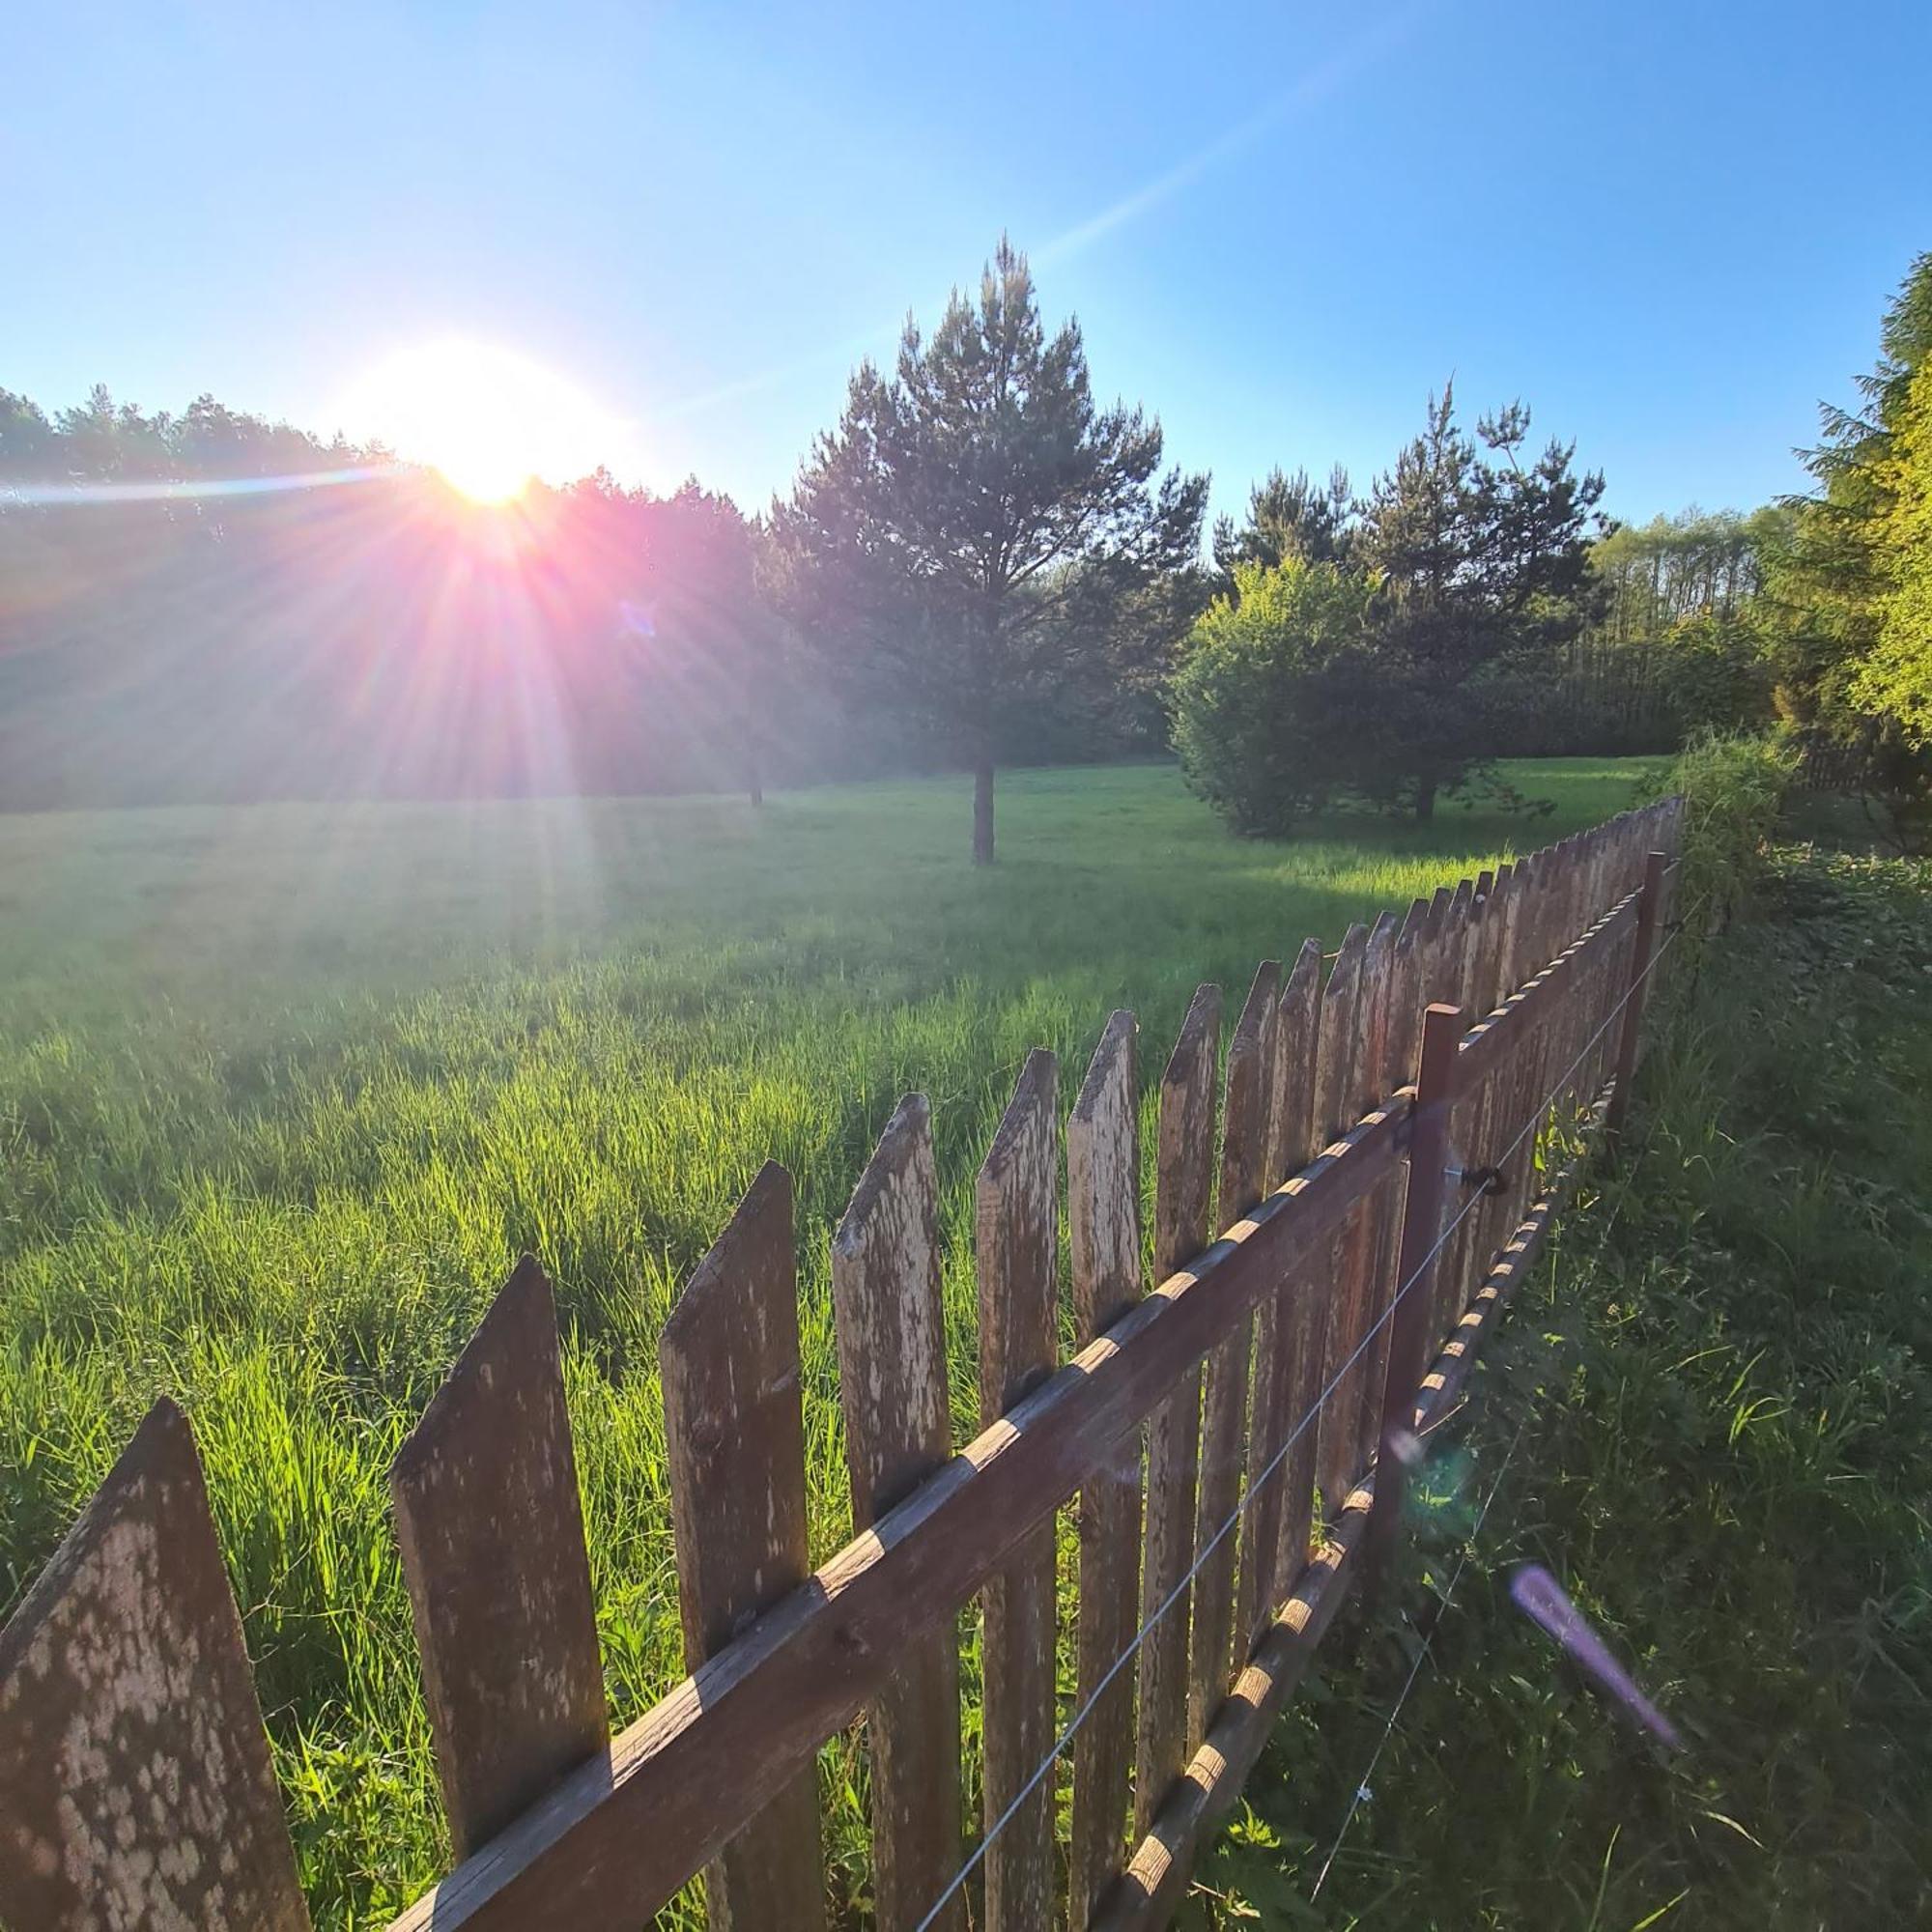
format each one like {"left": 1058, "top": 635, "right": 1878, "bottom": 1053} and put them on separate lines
{"left": 973, "top": 761, "right": 996, "bottom": 865}
{"left": 1415, "top": 777, "right": 1436, "bottom": 824}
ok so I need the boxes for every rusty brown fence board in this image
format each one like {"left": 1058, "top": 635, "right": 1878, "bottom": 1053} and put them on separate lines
{"left": 0, "top": 799, "right": 1688, "bottom": 1932}
{"left": 832, "top": 1094, "right": 963, "bottom": 1932}
{"left": 389, "top": 1257, "right": 608, "bottom": 1861}
{"left": 0, "top": 1398, "right": 310, "bottom": 1932}
{"left": 1310, "top": 923, "right": 1367, "bottom": 1516}
{"left": 1135, "top": 983, "right": 1221, "bottom": 1832}
{"left": 1067, "top": 1011, "right": 1145, "bottom": 1926}
{"left": 1189, "top": 959, "right": 1279, "bottom": 1747}
{"left": 977, "top": 1049, "right": 1062, "bottom": 1932}
{"left": 660, "top": 1164, "right": 826, "bottom": 1932}
{"left": 1255, "top": 938, "right": 1325, "bottom": 1624}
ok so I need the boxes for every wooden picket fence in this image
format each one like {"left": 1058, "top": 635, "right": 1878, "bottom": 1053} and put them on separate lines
{"left": 0, "top": 799, "right": 1683, "bottom": 1932}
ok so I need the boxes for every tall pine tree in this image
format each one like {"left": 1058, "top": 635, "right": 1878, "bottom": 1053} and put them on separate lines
{"left": 771, "top": 240, "right": 1206, "bottom": 862}
{"left": 1356, "top": 386, "right": 1605, "bottom": 817}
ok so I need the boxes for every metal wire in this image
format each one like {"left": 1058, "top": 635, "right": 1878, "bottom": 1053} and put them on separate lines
{"left": 911, "top": 888, "right": 1691, "bottom": 1930}
{"left": 1308, "top": 1405, "right": 1533, "bottom": 1899}
{"left": 1305, "top": 1030, "right": 1690, "bottom": 1903}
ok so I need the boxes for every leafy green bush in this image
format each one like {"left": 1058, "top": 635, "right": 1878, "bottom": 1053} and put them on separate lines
{"left": 1169, "top": 558, "right": 1381, "bottom": 834}
{"left": 1652, "top": 730, "right": 1796, "bottom": 931}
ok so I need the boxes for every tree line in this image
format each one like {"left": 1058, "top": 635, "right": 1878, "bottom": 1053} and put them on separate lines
{"left": 4, "top": 242, "right": 1928, "bottom": 855}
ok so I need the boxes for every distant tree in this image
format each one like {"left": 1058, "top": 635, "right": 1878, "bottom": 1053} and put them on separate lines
{"left": 771, "top": 238, "right": 1208, "bottom": 863}
{"left": 1211, "top": 465, "right": 1354, "bottom": 581}
{"left": 1758, "top": 253, "right": 1932, "bottom": 842}
{"left": 0, "top": 390, "right": 56, "bottom": 474}
{"left": 639, "top": 479, "right": 776, "bottom": 807}
{"left": 1853, "top": 353, "right": 1932, "bottom": 741}
{"left": 1354, "top": 385, "right": 1606, "bottom": 818}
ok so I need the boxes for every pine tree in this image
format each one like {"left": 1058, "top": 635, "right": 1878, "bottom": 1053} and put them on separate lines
{"left": 771, "top": 239, "right": 1207, "bottom": 862}
{"left": 1355, "top": 385, "right": 1605, "bottom": 818}
{"left": 1210, "top": 465, "right": 1353, "bottom": 580}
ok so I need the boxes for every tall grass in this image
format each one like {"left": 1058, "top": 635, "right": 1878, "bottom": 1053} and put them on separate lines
{"left": 0, "top": 758, "right": 1650, "bottom": 1926}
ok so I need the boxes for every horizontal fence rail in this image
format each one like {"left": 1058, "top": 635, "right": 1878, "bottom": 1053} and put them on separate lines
{"left": 0, "top": 799, "right": 1683, "bottom": 1932}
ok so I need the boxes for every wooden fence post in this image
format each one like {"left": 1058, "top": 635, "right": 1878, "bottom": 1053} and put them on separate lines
{"left": 832, "top": 1094, "right": 963, "bottom": 1932}
{"left": 660, "top": 1164, "right": 826, "bottom": 1932}
{"left": 1605, "top": 849, "right": 1669, "bottom": 1156}
{"left": 1365, "top": 1004, "right": 1463, "bottom": 1592}
{"left": 1068, "top": 1012, "right": 1143, "bottom": 1927}
{"left": 0, "top": 1399, "right": 312, "bottom": 1932}
{"left": 977, "top": 1049, "right": 1061, "bottom": 1932}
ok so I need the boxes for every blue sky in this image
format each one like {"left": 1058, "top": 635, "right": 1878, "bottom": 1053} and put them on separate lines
{"left": 6, "top": 1, "right": 1929, "bottom": 526}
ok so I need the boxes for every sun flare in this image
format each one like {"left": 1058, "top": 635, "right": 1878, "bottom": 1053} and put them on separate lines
{"left": 335, "top": 339, "right": 621, "bottom": 501}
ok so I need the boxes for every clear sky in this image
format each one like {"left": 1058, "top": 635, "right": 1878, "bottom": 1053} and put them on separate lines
{"left": 7, "top": 1, "right": 1929, "bottom": 527}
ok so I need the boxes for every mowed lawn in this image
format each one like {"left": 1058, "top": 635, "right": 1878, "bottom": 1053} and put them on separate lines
{"left": 0, "top": 756, "right": 1653, "bottom": 1925}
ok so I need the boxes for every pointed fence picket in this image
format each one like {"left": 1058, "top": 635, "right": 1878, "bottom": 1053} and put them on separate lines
{"left": 1133, "top": 982, "right": 1221, "bottom": 1830}
{"left": 977, "top": 1048, "right": 1062, "bottom": 1932}
{"left": 1188, "top": 959, "right": 1279, "bottom": 1745}
{"left": 0, "top": 798, "right": 1684, "bottom": 1932}
{"left": 1067, "top": 1010, "right": 1145, "bottom": 1925}
{"left": 832, "top": 1094, "right": 963, "bottom": 1932}
{"left": 660, "top": 1163, "right": 825, "bottom": 1932}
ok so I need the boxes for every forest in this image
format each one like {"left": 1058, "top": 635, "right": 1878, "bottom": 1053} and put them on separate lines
{"left": 3, "top": 245, "right": 1929, "bottom": 851}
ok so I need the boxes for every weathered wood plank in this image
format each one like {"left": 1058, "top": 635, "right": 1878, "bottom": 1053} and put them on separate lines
{"left": 390, "top": 1256, "right": 607, "bottom": 1861}
{"left": 831, "top": 1094, "right": 962, "bottom": 1932}
{"left": 1189, "top": 961, "right": 1279, "bottom": 1745}
{"left": 1326, "top": 913, "right": 1399, "bottom": 1501}
{"left": 0, "top": 1398, "right": 311, "bottom": 1932}
{"left": 660, "top": 1163, "right": 825, "bottom": 1932}
{"left": 976, "top": 1049, "right": 1061, "bottom": 1932}
{"left": 381, "top": 1096, "right": 1407, "bottom": 1932}
{"left": 1225, "top": 944, "right": 1294, "bottom": 1660}
{"left": 1348, "top": 899, "right": 1430, "bottom": 1474}
{"left": 1134, "top": 983, "right": 1220, "bottom": 1834}
{"left": 1309, "top": 923, "right": 1366, "bottom": 1517}
{"left": 1067, "top": 1011, "right": 1144, "bottom": 1928}
{"left": 1261, "top": 940, "right": 1327, "bottom": 1615}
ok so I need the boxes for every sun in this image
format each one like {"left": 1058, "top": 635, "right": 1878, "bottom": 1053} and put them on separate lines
{"left": 334, "top": 339, "right": 620, "bottom": 501}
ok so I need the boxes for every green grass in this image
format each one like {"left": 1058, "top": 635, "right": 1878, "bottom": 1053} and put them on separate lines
{"left": 0, "top": 756, "right": 1653, "bottom": 1927}
{"left": 1193, "top": 840, "right": 1932, "bottom": 1928}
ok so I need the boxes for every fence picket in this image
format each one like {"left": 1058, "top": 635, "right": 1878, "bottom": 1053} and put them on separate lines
{"left": 1068, "top": 1011, "right": 1144, "bottom": 1927}
{"left": 1328, "top": 914, "right": 1399, "bottom": 1496}
{"left": 1350, "top": 899, "right": 1430, "bottom": 1472}
{"left": 831, "top": 1094, "right": 963, "bottom": 1931}
{"left": 1252, "top": 941, "right": 1324, "bottom": 1640}
{"left": 1133, "top": 983, "right": 1221, "bottom": 1833}
{"left": 0, "top": 1398, "right": 311, "bottom": 1932}
{"left": 660, "top": 1163, "right": 826, "bottom": 1932}
{"left": 1190, "top": 960, "right": 1280, "bottom": 1740}
{"left": 977, "top": 1049, "right": 1062, "bottom": 1932}
{"left": 1310, "top": 923, "right": 1367, "bottom": 1515}
{"left": 389, "top": 1257, "right": 608, "bottom": 1860}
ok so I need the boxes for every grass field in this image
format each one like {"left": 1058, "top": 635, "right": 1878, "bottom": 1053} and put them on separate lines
{"left": 0, "top": 756, "right": 1657, "bottom": 1926}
